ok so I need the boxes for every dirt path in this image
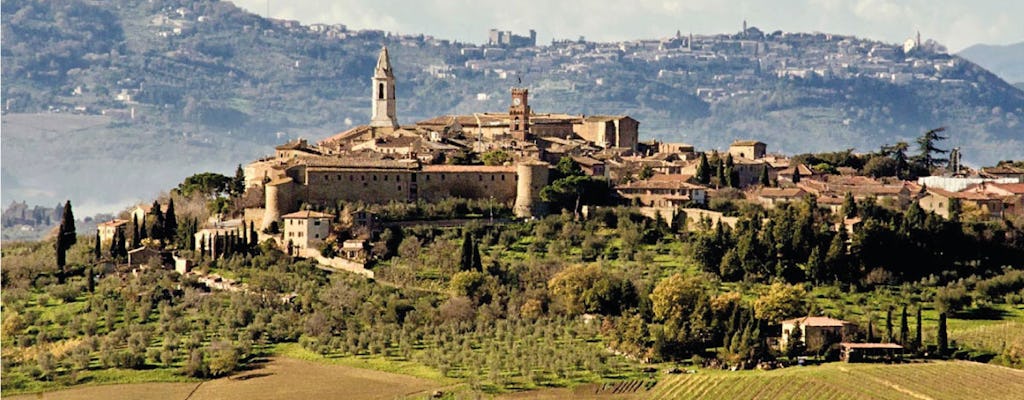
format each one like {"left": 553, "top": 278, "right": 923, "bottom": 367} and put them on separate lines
{"left": 8, "top": 356, "right": 440, "bottom": 400}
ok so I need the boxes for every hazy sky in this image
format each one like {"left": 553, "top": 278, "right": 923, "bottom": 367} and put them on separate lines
{"left": 232, "top": 0, "right": 1022, "bottom": 52}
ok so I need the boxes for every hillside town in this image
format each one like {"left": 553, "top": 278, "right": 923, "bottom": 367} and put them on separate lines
{"left": 91, "top": 46, "right": 1024, "bottom": 275}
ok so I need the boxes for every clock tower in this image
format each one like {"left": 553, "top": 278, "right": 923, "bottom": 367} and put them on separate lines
{"left": 509, "top": 88, "right": 530, "bottom": 140}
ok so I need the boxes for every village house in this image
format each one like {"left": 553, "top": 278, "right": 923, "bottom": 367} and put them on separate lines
{"left": 780, "top": 316, "right": 856, "bottom": 351}
{"left": 616, "top": 174, "right": 707, "bottom": 207}
{"left": 919, "top": 187, "right": 1003, "bottom": 220}
{"left": 193, "top": 219, "right": 247, "bottom": 258}
{"left": 776, "top": 163, "right": 819, "bottom": 183}
{"left": 756, "top": 188, "right": 809, "bottom": 208}
{"left": 282, "top": 210, "right": 334, "bottom": 251}
{"left": 728, "top": 140, "right": 766, "bottom": 160}
{"left": 97, "top": 219, "right": 129, "bottom": 246}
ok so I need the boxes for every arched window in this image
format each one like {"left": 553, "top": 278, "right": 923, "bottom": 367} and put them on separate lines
{"left": 513, "top": 117, "right": 520, "bottom": 131}
{"left": 378, "top": 83, "right": 384, "bottom": 100}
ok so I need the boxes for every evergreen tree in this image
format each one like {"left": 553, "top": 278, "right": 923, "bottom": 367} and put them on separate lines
{"left": 232, "top": 164, "right": 246, "bottom": 197}
{"left": 132, "top": 214, "right": 140, "bottom": 248}
{"left": 915, "top": 306, "right": 923, "bottom": 351}
{"left": 140, "top": 218, "right": 148, "bottom": 241}
{"left": 86, "top": 266, "right": 95, "bottom": 293}
{"left": 937, "top": 312, "right": 948, "bottom": 356}
{"left": 786, "top": 322, "right": 805, "bottom": 359}
{"left": 459, "top": 230, "right": 475, "bottom": 271}
{"left": 696, "top": 153, "right": 711, "bottom": 184}
{"left": 148, "top": 201, "right": 165, "bottom": 241}
{"left": 759, "top": 164, "right": 770, "bottom": 186}
{"left": 915, "top": 127, "right": 948, "bottom": 171}
{"left": 164, "top": 198, "right": 177, "bottom": 244}
{"left": 55, "top": 200, "right": 77, "bottom": 283}
{"left": 842, "top": 192, "right": 857, "bottom": 219}
{"left": 200, "top": 234, "right": 207, "bottom": 261}
{"left": 791, "top": 166, "right": 801, "bottom": 183}
{"left": 114, "top": 228, "right": 127, "bottom": 259}
{"left": 249, "top": 221, "right": 257, "bottom": 249}
{"left": 867, "top": 316, "right": 875, "bottom": 342}
{"left": 824, "top": 228, "right": 849, "bottom": 281}
{"left": 471, "top": 239, "right": 483, "bottom": 272}
{"left": 94, "top": 230, "right": 102, "bottom": 261}
{"left": 715, "top": 159, "right": 725, "bottom": 187}
{"left": 899, "top": 305, "right": 909, "bottom": 345}
{"left": 885, "top": 307, "right": 894, "bottom": 343}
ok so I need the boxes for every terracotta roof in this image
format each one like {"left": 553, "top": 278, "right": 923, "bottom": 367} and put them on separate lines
{"left": 421, "top": 165, "right": 516, "bottom": 173}
{"left": 990, "top": 183, "right": 1024, "bottom": 194}
{"left": 571, "top": 156, "right": 604, "bottom": 167}
{"left": 299, "top": 156, "right": 420, "bottom": 170}
{"left": 759, "top": 188, "right": 808, "bottom": 198}
{"left": 781, "top": 316, "right": 849, "bottom": 327}
{"left": 99, "top": 219, "right": 129, "bottom": 227}
{"left": 617, "top": 175, "right": 703, "bottom": 190}
{"left": 282, "top": 210, "right": 334, "bottom": 219}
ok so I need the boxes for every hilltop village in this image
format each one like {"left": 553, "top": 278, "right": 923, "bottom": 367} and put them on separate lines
{"left": 94, "top": 46, "right": 1024, "bottom": 273}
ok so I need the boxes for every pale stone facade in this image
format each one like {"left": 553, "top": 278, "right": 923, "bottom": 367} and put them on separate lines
{"left": 282, "top": 210, "right": 333, "bottom": 250}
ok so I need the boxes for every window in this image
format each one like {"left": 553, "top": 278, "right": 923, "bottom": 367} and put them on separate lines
{"left": 441, "top": 175, "right": 445, "bottom": 181}
{"left": 378, "top": 83, "right": 384, "bottom": 99}
{"left": 384, "top": 175, "right": 388, "bottom": 181}
{"left": 314, "top": 220, "right": 320, "bottom": 226}
{"left": 373, "top": 175, "right": 377, "bottom": 181}
{"left": 491, "top": 175, "right": 495, "bottom": 181}
{"left": 479, "top": 175, "right": 483, "bottom": 181}
{"left": 324, "top": 175, "right": 329, "bottom": 181}
{"left": 350, "top": 176, "right": 354, "bottom": 181}
{"left": 398, "top": 185, "right": 402, "bottom": 191}
{"left": 501, "top": 175, "right": 505, "bottom": 181}
{"left": 396, "top": 175, "right": 401, "bottom": 182}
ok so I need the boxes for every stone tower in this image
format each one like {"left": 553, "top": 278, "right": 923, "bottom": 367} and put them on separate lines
{"left": 370, "top": 46, "right": 398, "bottom": 128}
{"left": 513, "top": 161, "right": 549, "bottom": 219}
{"left": 509, "top": 88, "right": 530, "bottom": 140}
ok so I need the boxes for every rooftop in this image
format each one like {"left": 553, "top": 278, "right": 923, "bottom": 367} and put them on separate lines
{"left": 282, "top": 210, "right": 335, "bottom": 219}
{"left": 781, "top": 316, "right": 850, "bottom": 327}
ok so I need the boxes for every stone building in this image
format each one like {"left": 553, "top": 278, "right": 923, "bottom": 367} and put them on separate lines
{"left": 282, "top": 210, "right": 333, "bottom": 251}
{"left": 97, "top": 219, "right": 129, "bottom": 246}
{"left": 729, "top": 140, "right": 766, "bottom": 160}
{"left": 780, "top": 316, "right": 855, "bottom": 351}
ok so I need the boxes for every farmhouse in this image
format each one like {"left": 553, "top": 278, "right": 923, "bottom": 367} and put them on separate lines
{"left": 780, "top": 316, "right": 855, "bottom": 351}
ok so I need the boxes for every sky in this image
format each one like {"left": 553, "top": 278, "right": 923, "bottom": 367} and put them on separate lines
{"left": 232, "top": 0, "right": 1023, "bottom": 52}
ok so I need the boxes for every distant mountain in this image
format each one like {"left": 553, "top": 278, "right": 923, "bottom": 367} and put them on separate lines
{"left": 958, "top": 42, "right": 1024, "bottom": 85}
{"left": 2, "top": 0, "right": 1023, "bottom": 213}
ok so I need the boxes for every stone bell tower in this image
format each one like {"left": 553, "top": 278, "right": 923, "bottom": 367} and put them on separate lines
{"left": 509, "top": 87, "right": 530, "bottom": 140}
{"left": 370, "top": 46, "right": 398, "bottom": 128}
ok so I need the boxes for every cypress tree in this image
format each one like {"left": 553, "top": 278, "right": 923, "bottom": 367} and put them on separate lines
{"left": 132, "top": 215, "right": 140, "bottom": 248}
{"left": 115, "top": 229, "right": 127, "bottom": 258}
{"left": 759, "top": 164, "right": 770, "bottom": 186}
{"left": 937, "top": 312, "right": 948, "bottom": 356}
{"left": 885, "top": 307, "right": 894, "bottom": 343}
{"left": 232, "top": 164, "right": 246, "bottom": 197}
{"left": 149, "top": 201, "right": 164, "bottom": 241}
{"left": 199, "top": 234, "right": 207, "bottom": 261}
{"left": 715, "top": 159, "right": 725, "bottom": 187}
{"left": 459, "top": 230, "right": 474, "bottom": 271}
{"left": 164, "top": 198, "right": 177, "bottom": 244}
{"left": 249, "top": 221, "right": 257, "bottom": 249}
{"left": 140, "top": 218, "right": 148, "bottom": 241}
{"left": 696, "top": 153, "right": 711, "bottom": 184}
{"left": 94, "top": 230, "right": 102, "bottom": 261}
{"left": 899, "top": 305, "right": 909, "bottom": 345}
{"left": 867, "top": 315, "right": 875, "bottom": 342}
{"left": 471, "top": 239, "right": 483, "bottom": 272}
{"left": 842, "top": 192, "right": 857, "bottom": 219}
{"left": 55, "top": 200, "right": 77, "bottom": 283}
{"left": 792, "top": 166, "right": 802, "bottom": 183}
{"left": 915, "top": 306, "right": 923, "bottom": 351}
{"left": 86, "top": 266, "right": 95, "bottom": 293}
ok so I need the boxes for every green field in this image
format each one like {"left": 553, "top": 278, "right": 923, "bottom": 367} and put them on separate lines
{"left": 645, "top": 361, "right": 1024, "bottom": 400}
